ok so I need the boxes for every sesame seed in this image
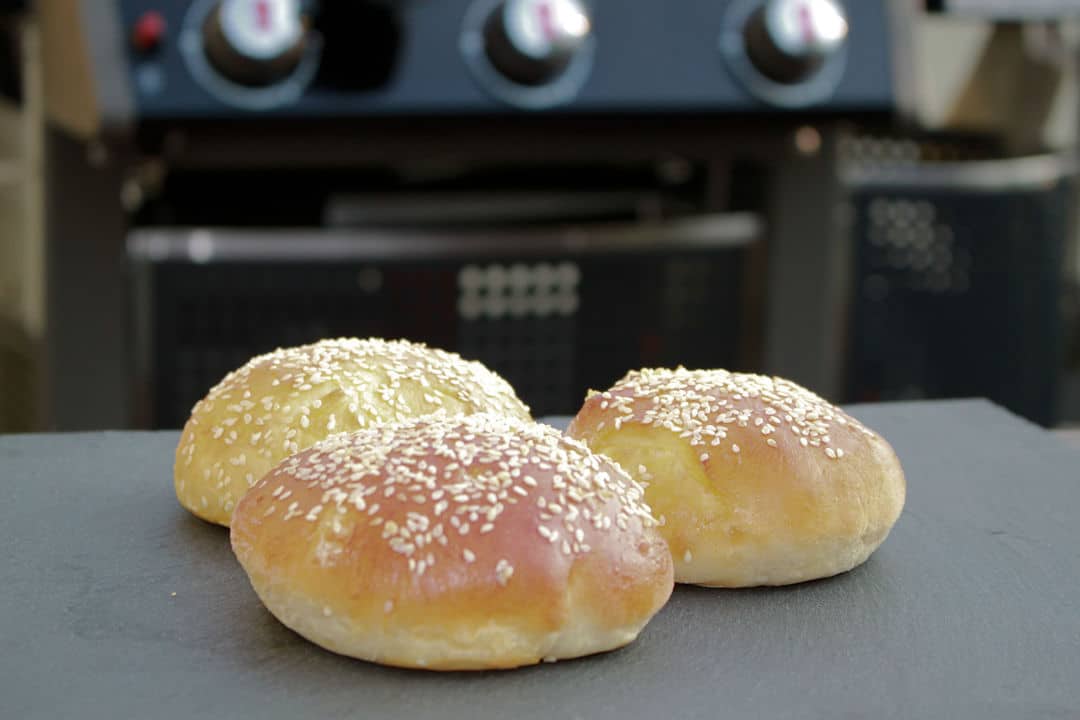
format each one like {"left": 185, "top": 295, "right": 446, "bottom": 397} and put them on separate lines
{"left": 249, "top": 410, "right": 656, "bottom": 582}
{"left": 581, "top": 367, "right": 872, "bottom": 459}
{"left": 181, "top": 338, "right": 535, "bottom": 519}
{"left": 495, "top": 559, "right": 514, "bottom": 586}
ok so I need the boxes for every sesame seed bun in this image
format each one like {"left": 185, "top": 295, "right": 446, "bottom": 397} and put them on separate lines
{"left": 229, "top": 413, "right": 674, "bottom": 670}
{"left": 174, "top": 338, "right": 531, "bottom": 527}
{"left": 566, "top": 368, "right": 906, "bottom": 587}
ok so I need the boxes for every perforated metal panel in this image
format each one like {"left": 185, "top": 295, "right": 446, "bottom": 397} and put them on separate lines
{"left": 140, "top": 249, "right": 749, "bottom": 428}
{"left": 861, "top": 198, "right": 972, "bottom": 297}
{"left": 843, "top": 136, "right": 1073, "bottom": 426}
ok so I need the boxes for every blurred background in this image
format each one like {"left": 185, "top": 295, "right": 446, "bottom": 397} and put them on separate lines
{"left": 1, "top": 0, "right": 1080, "bottom": 432}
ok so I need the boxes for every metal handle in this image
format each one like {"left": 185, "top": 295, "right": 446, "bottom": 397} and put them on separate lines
{"left": 843, "top": 153, "right": 1079, "bottom": 193}
{"left": 127, "top": 213, "right": 763, "bottom": 264}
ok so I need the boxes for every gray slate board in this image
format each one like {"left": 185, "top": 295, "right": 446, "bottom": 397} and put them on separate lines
{"left": 1, "top": 400, "right": 1078, "bottom": 719}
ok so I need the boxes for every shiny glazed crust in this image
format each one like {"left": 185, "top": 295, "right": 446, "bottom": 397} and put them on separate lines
{"left": 567, "top": 367, "right": 906, "bottom": 587}
{"left": 230, "top": 413, "right": 674, "bottom": 670}
{"left": 174, "top": 338, "right": 532, "bottom": 526}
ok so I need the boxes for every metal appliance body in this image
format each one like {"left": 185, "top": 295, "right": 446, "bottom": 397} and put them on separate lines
{"left": 45, "top": 0, "right": 897, "bottom": 429}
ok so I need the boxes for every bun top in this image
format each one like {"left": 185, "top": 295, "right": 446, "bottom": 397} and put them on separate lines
{"left": 175, "top": 338, "right": 531, "bottom": 526}
{"left": 231, "top": 413, "right": 671, "bottom": 656}
{"left": 238, "top": 413, "right": 660, "bottom": 576}
{"left": 570, "top": 366, "right": 878, "bottom": 461}
{"left": 567, "top": 368, "right": 905, "bottom": 587}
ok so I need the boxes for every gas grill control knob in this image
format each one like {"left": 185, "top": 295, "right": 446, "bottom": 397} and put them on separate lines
{"left": 744, "top": 0, "right": 848, "bottom": 84}
{"left": 483, "top": 0, "right": 592, "bottom": 86}
{"left": 203, "top": 0, "right": 307, "bottom": 86}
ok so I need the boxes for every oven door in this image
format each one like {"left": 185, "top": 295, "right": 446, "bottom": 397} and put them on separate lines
{"left": 129, "top": 213, "right": 762, "bottom": 427}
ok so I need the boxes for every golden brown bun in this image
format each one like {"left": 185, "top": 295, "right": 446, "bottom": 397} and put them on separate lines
{"left": 566, "top": 367, "right": 905, "bottom": 587}
{"left": 230, "top": 413, "right": 673, "bottom": 670}
{"left": 174, "top": 338, "right": 531, "bottom": 527}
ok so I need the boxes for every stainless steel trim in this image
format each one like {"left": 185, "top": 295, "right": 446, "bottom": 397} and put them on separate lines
{"left": 936, "top": 0, "right": 1080, "bottom": 18}
{"left": 127, "top": 213, "right": 763, "bottom": 263}
{"left": 843, "top": 153, "right": 1079, "bottom": 192}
